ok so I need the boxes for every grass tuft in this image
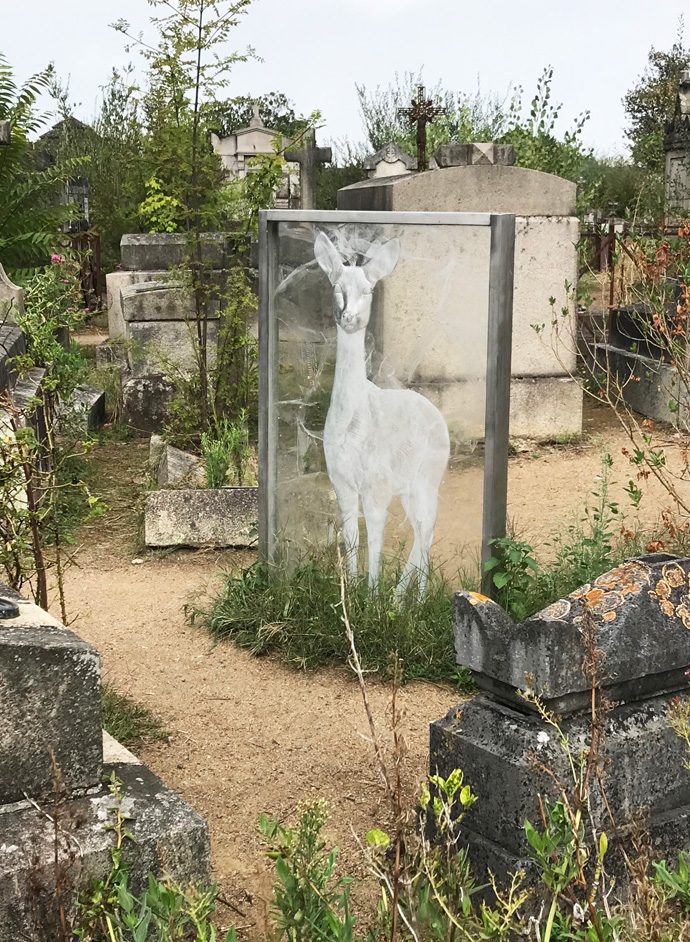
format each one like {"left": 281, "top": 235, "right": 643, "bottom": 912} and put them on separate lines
{"left": 196, "top": 551, "right": 474, "bottom": 690}
{"left": 101, "top": 682, "right": 169, "bottom": 749}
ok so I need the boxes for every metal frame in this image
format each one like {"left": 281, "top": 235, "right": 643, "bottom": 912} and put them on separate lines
{"left": 259, "top": 209, "right": 515, "bottom": 592}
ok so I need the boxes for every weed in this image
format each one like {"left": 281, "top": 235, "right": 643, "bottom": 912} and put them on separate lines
{"left": 101, "top": 683, "right": 169, "bottom": 749}
{"left": 195, "top": 549, "right": 471, "bottom": 688}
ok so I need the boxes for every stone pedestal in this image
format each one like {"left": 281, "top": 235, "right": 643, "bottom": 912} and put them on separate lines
{"left": 429, "top": 555, "right": 690, "bottom": 885}
{"left": 338, "top": 162, "right": 582, "bottom": 440}
{"left": 0, "top": 585, "right": 210, "bottom": 936}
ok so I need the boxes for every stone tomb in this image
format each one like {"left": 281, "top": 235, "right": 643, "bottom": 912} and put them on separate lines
{"left": 104, "top": 233, "right": 230, "bottom": 432}
{"left": 430, "top": 554, "right": 690, "bottom": 884}
{"left": 338, "top": 148, "right": 581, "bottom": 440}
{"left": 0, "top": 586, "right": 209, "bottom": 935}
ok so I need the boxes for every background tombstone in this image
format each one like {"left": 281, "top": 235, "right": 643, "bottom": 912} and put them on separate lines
{"left": 665, "top": 70, "right": 690, "bottom": 228}
{"left": 338, "top": 150, "right": 581, "bottom": 440}
{"left": 0, "top": 120, "right": 10, "bottom": 145}
{"left": 430, "top": 554, "right": 690, "bottom": 885}
{"left": 284, "top": 130, "right": 332, "bottom": 209}
{"left": 363, "top": 141, "right": 420, "bottom": 178}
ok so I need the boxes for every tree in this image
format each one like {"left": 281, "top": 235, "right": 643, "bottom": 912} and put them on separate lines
{"left": 0, "top": 55, "right": 85, "bottom": 275}
{"left": 624, "top": 21, "right": 690, "bottom": 175}
{"left": 203, "top": 91, "right": 310, "bottom": 138}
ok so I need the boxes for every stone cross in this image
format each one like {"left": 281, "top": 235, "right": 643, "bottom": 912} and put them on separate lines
{"left": 0, "top": 121, "right": 11, "bottom": 145}
{"left": 284, "top": 129, "right": 332, "bottom": 210}
{"left": 397, "top": 85, "right": 446, "bottom": 172}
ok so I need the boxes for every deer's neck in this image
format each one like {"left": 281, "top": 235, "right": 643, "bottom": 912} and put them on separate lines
{"left": 330, "top": 326, "right": 368, "bottom": 417}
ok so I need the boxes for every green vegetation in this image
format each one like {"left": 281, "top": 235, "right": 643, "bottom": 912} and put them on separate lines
{"left": 197, "top": 550, "right": 467, "bottom": 687}
{"left": 101, "top": 683, "right": 169, "bottom": 750}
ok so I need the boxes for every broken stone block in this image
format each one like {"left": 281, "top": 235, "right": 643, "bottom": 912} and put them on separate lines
{"left": 120, "top": 232, "right": 229, "bottom": 272}
{"left": 0, "top": 589, "right": 102, "bottom": 804}
{"left": 144, "top": 487, "right": 258, "bottom": 547}
{"left": 157, "top": 444, "right": 205, "bottom": 487}
{"left": 122, "top": 375, "right": 175, "bottom": 434}
{"left": 429, "top": 554, "right": 690, "bottom": 887}
{"left": 61, "top": 386, "right": 106, "bottom": 436}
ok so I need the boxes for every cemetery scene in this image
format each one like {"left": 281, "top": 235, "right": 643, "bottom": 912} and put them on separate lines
{"left": 8, "top": 1, "right": 690, "bottom": 939}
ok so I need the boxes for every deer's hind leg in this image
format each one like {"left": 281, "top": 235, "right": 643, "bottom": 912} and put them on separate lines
{"left": 396, "top": 484, "right": 440, "bottom": 598}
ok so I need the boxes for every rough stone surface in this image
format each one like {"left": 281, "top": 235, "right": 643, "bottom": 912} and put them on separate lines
{"left": 106, "top": 270, "right": 169, "bottom": 338}
{"left": 454, "top": 555, "right": 690, "bottom": 711}
{"left": 122, "top": 375, "right": 175, "bottom": 433}
{"left": 149, "top": 433, "right": 165, "bottom": 477}
{"left": 433, "top": 142, "right": 515, "bottom": 168}
{"left": 337, "top": 164, "right": 581, "bottom": 439}
{"left": 62, "top": 386, "right": 106, "bottom": 435}
{"left": 126, "top": 319, "right": 218, "bottom": 378}
{"left": 145, "top": 487, "right": 258, "bottom": 547}
{"left": 121, "top": 281, "right": 220, "bottom": 323}
{"left": 0, "top": 324, "right": 25, "bottom": 392}
{"left": 120, "top": 232, "right": 229, "bottom": 272}
{"left": 430, "top": 554, "right": 690, "bottom": 889}
{"left": 95, "top": 339, "right": 128, "bottom": 372}
{"left": 601, "top": 343, "right": 688, "bottom": 430}
{"left": 338, "top": 163, "right": 577, "bottom": 216}
{"left": 0, "top": 592, "right": 102, "bottom": 804}
{"left": 0, "top": 761, "right": 211, "bottom": 939}
{"left": 157, "top": 444, "right": 205, "bottom": 487}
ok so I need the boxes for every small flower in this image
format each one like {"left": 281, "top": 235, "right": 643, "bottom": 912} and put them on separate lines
{"left": 50, "top": 253, "right": 63, "bottom": 264}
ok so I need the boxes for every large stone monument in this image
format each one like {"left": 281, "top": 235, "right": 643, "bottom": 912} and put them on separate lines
{"left": 338, "top": 144, "right": 581, "bottom": 439}
{"left": 430, "top": 554, "right": 690, "bottom": 884}
{"left": 665, "top": 71, "right": 690, "bottom": 228}
{"left": 0, "top": 586, "right": 209, "bottom": 936}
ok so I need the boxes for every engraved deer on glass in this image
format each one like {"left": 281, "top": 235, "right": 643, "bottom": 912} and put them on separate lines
{"left": 314, "top": 230, "right": 450, "bottom": 596}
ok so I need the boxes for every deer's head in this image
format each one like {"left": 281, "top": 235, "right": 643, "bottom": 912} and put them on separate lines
{"left": 314, "top": 231, "right": 400, "bottom": 334}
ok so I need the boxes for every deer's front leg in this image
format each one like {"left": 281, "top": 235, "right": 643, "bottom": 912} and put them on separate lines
{"left": 362, "top": 490, "right": 390, "bottom": 589}
{"left": 334, "top": 482, "right": 360, "bottom": 579}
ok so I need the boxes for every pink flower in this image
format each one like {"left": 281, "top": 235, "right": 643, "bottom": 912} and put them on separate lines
{"left": 50, "top": 253, "right": 63, "bottom": 265}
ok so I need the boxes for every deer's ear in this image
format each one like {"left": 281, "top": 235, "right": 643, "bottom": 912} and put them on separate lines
{"left": 363, "top": 238, "right": 400, "bottom": 286}
{"left": 314, "top": 232, "right": 343, "bottom": 285}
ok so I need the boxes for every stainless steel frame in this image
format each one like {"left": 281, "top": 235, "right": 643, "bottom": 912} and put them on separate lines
{"left": 258, "top": 209, "right": 515, "bottom": 594}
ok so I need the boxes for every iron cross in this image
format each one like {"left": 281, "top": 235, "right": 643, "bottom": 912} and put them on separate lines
{"left": 397, "top": 85, "right": 446, "bottom": 172}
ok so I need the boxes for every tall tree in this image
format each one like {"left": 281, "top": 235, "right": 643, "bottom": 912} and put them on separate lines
{"left": 624, "top": 21, "right": 690, "bottom": 174}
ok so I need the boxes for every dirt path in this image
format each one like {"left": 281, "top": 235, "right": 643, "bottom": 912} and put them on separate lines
{"left": 54, "top": 402, "right": 690, "bottom": 933}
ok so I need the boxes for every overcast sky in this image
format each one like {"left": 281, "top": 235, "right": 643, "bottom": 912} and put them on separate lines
{"left": 2, "top": 0, "right": 688, "bottom": 158}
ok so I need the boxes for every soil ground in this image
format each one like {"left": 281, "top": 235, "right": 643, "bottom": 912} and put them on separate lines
{"left": 55, "top": 399, "right": 690, "bottom": 934}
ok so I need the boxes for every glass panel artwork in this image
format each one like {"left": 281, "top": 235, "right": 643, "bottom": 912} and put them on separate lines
{"left": 266, "top": 216, "right": 497, "bottom": 586}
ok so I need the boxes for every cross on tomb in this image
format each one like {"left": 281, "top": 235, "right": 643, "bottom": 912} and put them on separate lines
{"left": 0, "top": 121, "right": 11, "bottom": 145}
{"left": 397, "top": 84, "right": 446, "bottom": 172}
{"left": 284, "top": 129, "right": 332, "bottom": 210}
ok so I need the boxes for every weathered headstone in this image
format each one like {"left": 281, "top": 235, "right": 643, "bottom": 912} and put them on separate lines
{"left": 0, "top": 585, "right": 210, "bottom": 936}
{"left": 0, "top": 121, "right": 10, "bottom": 145}
{"left": 338, "top": 160, "right": 581, "bottom": 440}
{"left": 284, "top": 130, "right": 332, "bottom": 209}
{"left": 430, "top": 554, "right": 690, "bottom": 885}
{"left": 665, "top": 70, "right": 690, "bottom": 228}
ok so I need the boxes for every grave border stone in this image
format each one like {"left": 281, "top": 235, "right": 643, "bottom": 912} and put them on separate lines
{"left": 258, "top": 209, "right": 516, "bottom": 591}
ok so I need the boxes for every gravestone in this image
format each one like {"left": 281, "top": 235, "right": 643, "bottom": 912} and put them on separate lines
{"left": 103, "top": 233, "right": 230, "bottom": 432}
{"left": 284, "top": 130, "right": 332, "bottom": 209}
{"left": 665, "top": 70, "right": 690, "bottom": 228}
{"left": 430, "top": 554, "right": 690, "bottom": 884}
{"left": 363, "top": 141, "right": 419, "bottom": 178}
{"left": 0, "top": 586, "right": 209, "bottom": 936}
{"left": 338, "top": 156, "right": 581, "bottom": 440}
{"left": 0, "top": 120, "right": 10, "bottom": 145}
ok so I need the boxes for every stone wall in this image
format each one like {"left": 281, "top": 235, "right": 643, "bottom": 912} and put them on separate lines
{"left": 338, "top": 164, "right": 582, "bottom": 439}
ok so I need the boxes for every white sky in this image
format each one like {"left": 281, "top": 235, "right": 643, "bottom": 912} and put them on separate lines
{"left": 1, "top": 0, "right": 688, "bottom": 158}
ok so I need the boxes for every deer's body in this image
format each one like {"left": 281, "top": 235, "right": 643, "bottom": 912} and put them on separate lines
{"left": 315, "top": 231, "right": 450, "bottom": 595}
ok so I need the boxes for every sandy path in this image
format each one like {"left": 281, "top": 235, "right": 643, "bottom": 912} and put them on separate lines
{"left": 53, "top": 401, "right": 690, "bottom": 931}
